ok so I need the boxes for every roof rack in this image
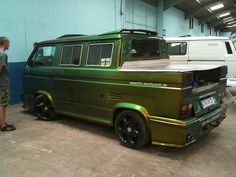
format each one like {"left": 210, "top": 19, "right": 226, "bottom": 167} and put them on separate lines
{"left": 99, "top": 29, "right": 158, "bottom": 36}
{"left": 57, "top": 34, "right": 87, "bottom": 39}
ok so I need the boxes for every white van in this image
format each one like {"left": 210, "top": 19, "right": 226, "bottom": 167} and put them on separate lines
{"left": 165, "top": 36, "right": 236, "bottom": 78}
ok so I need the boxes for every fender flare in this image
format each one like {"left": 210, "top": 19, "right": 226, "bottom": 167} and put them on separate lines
{"left": 35, "top": 90, "right": 54, "bottom": 106}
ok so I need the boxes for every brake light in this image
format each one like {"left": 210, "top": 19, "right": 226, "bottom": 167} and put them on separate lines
{"left": 180, "top": 103, "right": 193, "bottom": 117}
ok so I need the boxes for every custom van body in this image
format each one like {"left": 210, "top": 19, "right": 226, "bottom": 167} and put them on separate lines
{"left": 22, "top": 29, "right": 227, "bottom": 148}
{"left": 165, "top": 36, "right": 236, "bottom": 78}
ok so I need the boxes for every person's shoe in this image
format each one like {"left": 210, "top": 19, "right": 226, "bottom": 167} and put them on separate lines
{"left": 1, "top": 124, "right": 16, "bottom": 131}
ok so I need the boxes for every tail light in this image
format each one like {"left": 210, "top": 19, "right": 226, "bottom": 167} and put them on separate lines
{"left": 180, "top": 103, "right": 193, "bottom": 117}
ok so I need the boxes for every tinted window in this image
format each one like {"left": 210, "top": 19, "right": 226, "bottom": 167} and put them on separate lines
{"left": 167, "top": 42, "right": 187, "bottom": 55}
{"left": 72, "top": 46, "right": 82, "bottom": 65}
{"left": 87, "top": 43, "right": 113, "bottom": 67}
{"left": 61, "top": 46, "right": 73, "bottom": 64}
{"left": 225, "top": 42, "right": 233, "bottom": 54}
{"left": 131, "top": 40, "right": 160, "bottom": 59}
{"left": 31, "top": 46, "right": 56, "bottom": 66}
{"left": 61, "top": 45, "right": 82, "bottom": 65}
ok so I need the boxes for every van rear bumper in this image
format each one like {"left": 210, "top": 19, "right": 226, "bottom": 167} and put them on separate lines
{"left": 149, "top": 103, "right": 227, "bottom": 148}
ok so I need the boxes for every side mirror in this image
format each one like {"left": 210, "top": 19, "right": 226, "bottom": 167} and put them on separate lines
{"left": 27, "top": 60, "right": 35, "bottom": 67}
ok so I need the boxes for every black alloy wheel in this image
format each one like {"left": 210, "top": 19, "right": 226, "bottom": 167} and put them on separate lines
{"left": 115, "top": 110, "right": 150, "bottom": 149}
{"left": 33, "top": 95, "right": 57, "bottom": 121}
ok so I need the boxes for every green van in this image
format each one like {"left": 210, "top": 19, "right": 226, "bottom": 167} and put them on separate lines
{"left": 22, "top": 29, "right": 227, "bottom": 148}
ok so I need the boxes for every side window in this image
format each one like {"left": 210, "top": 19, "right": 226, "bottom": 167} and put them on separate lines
{"left": 72, "top": 46, "right": 82, "bottom": 65}
{"left": 167, "top": 42, "right": 187, "bottom": 55}
{"left": 61, "top": 45, "right": 82, "bottom": 65}
{"left": 87, "top": 43, "right": 113, "bottom": 67}
{"left": 31, "top": 46, "right": 56, "bottom": 66}
{"left": 131, "top": 40, "right": 160, "bottom": 59}
{"left": 225, "top": 42, "right": 233, "bottom": 54}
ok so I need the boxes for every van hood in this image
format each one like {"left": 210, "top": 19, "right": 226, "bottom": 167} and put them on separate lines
{"left": 120, "top": 59, "right": 224, "bottom": 72}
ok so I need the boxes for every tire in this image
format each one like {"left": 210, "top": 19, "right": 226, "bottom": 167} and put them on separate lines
{"left": 115, "top": 110, "right": 150, "bottom": 149}
{"left": 33, "top": 95, "right": 57, "bottom": 121}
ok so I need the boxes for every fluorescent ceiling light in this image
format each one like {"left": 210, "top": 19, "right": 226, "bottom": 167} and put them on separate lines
{"left": 228, "top": 21, "right": 236, "bottom": 25}
{"left": 219, "top": 12, "right": 230, "bottom": 18}
{"left": 223, "top": 16, "right": 233, "bottom": 20}
{"left": 223, "top": 17, "right": 233, "bottom": 21}
{"left": 226, "top": 24, "right": 236, "bottom": 28}
{"left": 223, "top": 18, "right": 234, "bottom": 23}
{"left": 210, "top": 3, "right": 224, "bottom": 11}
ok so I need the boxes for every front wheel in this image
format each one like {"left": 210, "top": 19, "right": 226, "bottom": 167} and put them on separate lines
{"left": 33, "top": 95, "right": 57, "bottom": 121}
{"left": 115, "top": 110, "right": 150, "bottom": 149}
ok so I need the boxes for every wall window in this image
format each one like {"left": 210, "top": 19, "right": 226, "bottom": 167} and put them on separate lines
{"left": 189, "top": 17, "right": 194, "bottom": 29}
{"left": 225, "top": 42, "right": 233, "bottom": 54}
{"left": 61, "top": 45, "right": 82, "bottom": 65}
{"left": 201, "top": 24, "right": 204, "bottom": 33}
{"left": 87, "top": 43, "right": 113, "bottom": 67}
{"left": 31, "top": 46, "right": 56, "bottom": 66}
{"left": 167, "top": 42, "right": 187, "bottom": 55}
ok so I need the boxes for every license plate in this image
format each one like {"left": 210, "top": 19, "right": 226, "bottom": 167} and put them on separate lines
{"left": 200, "top": 97, "right": 216, "bottom": 109}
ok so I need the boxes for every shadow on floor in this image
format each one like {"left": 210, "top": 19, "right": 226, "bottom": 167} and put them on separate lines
{"left": 20, "top": 109, "right": 223, "bottom": 159}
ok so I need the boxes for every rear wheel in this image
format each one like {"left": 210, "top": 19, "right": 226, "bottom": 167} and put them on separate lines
{"left": 115, "top": 110, "right": 150, "bottom": 149}
{"left": 33, "top": 95, "right": 57, "bottom": 121}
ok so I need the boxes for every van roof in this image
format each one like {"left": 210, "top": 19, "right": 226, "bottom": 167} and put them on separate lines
{"left": 37, "top": 29, "right": 161, "bottom": 45}
{"left": 164, "top": 36, "right": 230, "bottom": 41}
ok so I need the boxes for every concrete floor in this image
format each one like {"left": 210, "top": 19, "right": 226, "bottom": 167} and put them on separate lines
{"left": 0, "top": 91, "right": 236, "bottom": 177}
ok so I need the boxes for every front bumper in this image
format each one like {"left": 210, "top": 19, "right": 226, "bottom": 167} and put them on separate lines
{"left": 149, "top": 104, "right": 227, "bottom": 148}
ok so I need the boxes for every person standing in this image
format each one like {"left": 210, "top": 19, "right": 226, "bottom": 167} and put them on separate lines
{"left": 0, "top": 36, "right": 16, "bottom": 131}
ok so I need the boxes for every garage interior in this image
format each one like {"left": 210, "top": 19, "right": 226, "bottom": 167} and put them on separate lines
{"left": 1, "top": 0, "right": 236, "bottom": 177}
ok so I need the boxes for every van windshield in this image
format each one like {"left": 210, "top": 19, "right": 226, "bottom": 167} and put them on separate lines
{"left": 130, "top": 40, "right": 161, "bottom": 60}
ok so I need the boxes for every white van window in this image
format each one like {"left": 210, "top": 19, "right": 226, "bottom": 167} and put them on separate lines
{"left": 167, "top": 42, "right": 187, "bottom": 55}
{"left": 31, "top": 46, "right": 56, "bottom": 66}
{"left": 87, "top": 43, "right": 113, "bottom": 67}
{"left": 225, "top": 42, "right": 233, "bottom": 54}
{"left": 61, "top": 45, "right": 82, "bottom": 65}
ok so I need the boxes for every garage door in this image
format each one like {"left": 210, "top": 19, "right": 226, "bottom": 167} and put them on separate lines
{"left": 125, "top": 0, "right": 157, "bottom": 32}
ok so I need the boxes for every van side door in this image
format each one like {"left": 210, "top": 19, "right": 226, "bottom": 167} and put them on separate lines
{"left": 52, "top": 43, "right": 84, "bottom": 114}
{"left": 24, "top": 45, "right": 57, "bottom": 96}
{"left": 52, "top": 40, "right": 120, "bottom": 125}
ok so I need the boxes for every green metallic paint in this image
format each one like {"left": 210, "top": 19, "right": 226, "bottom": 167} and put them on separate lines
{"left": 22, "top": 29, "right": 228, "bottom": 147}
{"left": 114, "top": 103, "right": 149, "bottom": 117}
{"left": 36, "top": 90, "right": 54, "bottom": 105}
